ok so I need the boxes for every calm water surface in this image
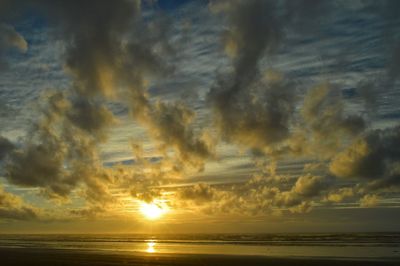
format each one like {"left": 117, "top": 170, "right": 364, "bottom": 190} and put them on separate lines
{"left": 0, "top": 233, "right": 399, "bottom": 259}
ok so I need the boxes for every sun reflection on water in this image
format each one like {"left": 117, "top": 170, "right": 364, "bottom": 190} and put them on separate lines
{"left": 146, "top": 241, "right": 156, "bottom": 253}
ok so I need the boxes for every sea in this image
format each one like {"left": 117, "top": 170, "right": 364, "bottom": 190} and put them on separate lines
{"left": 0, "top": 233, "right": 399, "bottom": 260}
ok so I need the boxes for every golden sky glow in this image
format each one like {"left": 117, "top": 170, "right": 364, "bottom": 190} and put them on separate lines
{"left": 139, "top": 201, "right": 168, "bottom": 220}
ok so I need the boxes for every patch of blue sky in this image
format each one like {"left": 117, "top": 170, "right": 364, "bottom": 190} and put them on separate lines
{"left": 0, "top": 17, "right": 68, "bottom": 139}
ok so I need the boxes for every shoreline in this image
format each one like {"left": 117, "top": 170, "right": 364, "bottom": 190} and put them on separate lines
{"left": 0, "top": 247, "right": 399, "bottom": 266}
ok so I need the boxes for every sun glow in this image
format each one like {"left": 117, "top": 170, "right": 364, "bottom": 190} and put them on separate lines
{"left": 146, "top": 241, "right": 156, "bottom": 253}
{"left": 139, "top": 201, "right": 168, "bottom": 220}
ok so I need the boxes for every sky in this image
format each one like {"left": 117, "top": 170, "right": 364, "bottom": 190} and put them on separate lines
{"left": 0, "top": 0, "right": 400, "bottom": 234}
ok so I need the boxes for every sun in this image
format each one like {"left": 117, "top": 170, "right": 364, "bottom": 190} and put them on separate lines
{"left": 139, "top": 201, "right": 168, "bottom": 220}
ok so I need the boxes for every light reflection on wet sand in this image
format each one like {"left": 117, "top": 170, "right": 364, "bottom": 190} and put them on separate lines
{"left": 1, "top": 234, "right": 399, "bottom": 260}
{"left": 139, "top": 240, "right": 400, "bottom": 259}
{"left": 146, "top": 241, "right": 156, "bottom": 253}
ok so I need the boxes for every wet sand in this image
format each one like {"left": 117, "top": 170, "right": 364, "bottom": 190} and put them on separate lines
{"left": 0, "top": 247, "right": 399, "bottom": 266}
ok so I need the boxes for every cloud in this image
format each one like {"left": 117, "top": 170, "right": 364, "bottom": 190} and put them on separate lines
{"left": 66, "top": 97, "right": 115, "bottom": 140}
{"left": 5, "top": 92, "right": 105, "bottom": 198}
{"left": 174, "top": 173, "right": 329, "bottom": 215}
{"left": 292, "top": 174, "right": 327, "bottom": 197}
{"left": 330, "top": 126, "right": 400, "bottom": 190}
{"left": 34, "top": 0, "right": 141, "bottom": 97}
{"left": 0, "top": 186, "right": 39, "bottom": 220}
{"left": 207, "top": 1, "right": 356, "bottom": 158}
{"left": 1, "top": 0, "right": 212, "bottom": 206}
{"left": 324, "top": 187, "right": 355, "bottom": 203}
{"left": 300, "top": 83, "right": 366, "bottom": 157}
{"left": 113, "top": 145, "right": 190, "bottom": 204}
{"left": 208, "top": 0, "right": 293, "bottom": 151}
{"left": 37, "top": 0, "right": 211, "bottom": 169}
{"left": 273, "top": 174, "right": 328, "bottom": 211}
{"left": 359, "top": 194, "right": 379, "bottom": 208}
{"left": 69, "top": 205, "right": 106, "bottom": 219}
{"left": 142, "top": 101, "right": 214, "bottom": 169}
{"left": 302, "top": 84, "right": 365, "bottom": 138}
{"left": 210, "top": 74, "right": 297, "bottom": 152}
{"left": 0, "top": 23, "right": 27, "bottom": 51}
{"left": 175, "top": 183, "right": 243, "bottom": 215}
{"left": 0, "top": 135, "right": 14, "bottom": 160}
{"left": 177, "top": 183, "right": 219, "bottom": 203}
{"left": 0, "top": 23, "right": 27, "bottom": 69}
{"left": 0, "top": 0, "right": 144, "bottom": 199}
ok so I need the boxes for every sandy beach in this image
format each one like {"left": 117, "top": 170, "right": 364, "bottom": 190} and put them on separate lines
{"left": 0, "top": 247, "right": 399, "bottom": 266}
